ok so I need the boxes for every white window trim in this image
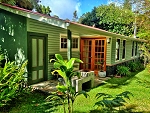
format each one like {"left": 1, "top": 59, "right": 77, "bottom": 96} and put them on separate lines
{"left": 135, "top": 42, "right": 138, "bottom": 57}
{"left": 60, "top": 34, "right": 80, "bottom": 52}
{"left": 131, "top": 41, "right": 135, "bottom": 58}
{"left": 115, "top": 38, "right": 121, "bottom": 62}
{"left": 122, "top": 39, "right": 126, "bottom": 60}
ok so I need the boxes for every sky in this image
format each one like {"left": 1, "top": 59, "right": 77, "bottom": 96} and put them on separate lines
{"left": 41, "top": 0, "right": 119, "bottom": 20}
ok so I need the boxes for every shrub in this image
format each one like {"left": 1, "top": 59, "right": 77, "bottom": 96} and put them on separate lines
{"left": 128, "top": 61, "right": 138, "bottom": 72}
{"left": 117, "top": 66, "right": 130, "bottom": 76}
{"left": 0, "top": 54, "right": 28, "bottom": 107}
{"left": 146, "top": 63, "right": 150, "bottom": 73}
{"left": 135, "top": 61, "right": 144, "bottom": 70}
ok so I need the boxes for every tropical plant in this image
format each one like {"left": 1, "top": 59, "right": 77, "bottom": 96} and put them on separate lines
{"left": 0, "top": 53, "right": 28, "bottom": 107}
{"left": 128, "top": 61, "right": 138, "bottom": 72}
{"left": 47, "top": 54, "right": 89, "bottom": 113}
{"left": 94, "top": 91, "right": 133, "bottom": 112}
{"left": 117, "top": 66, "right": 130, "bottom": 76}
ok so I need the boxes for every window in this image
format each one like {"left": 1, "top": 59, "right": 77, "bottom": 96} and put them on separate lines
{"left": 122, "top": 40, "right": 126, "bottom": 59}
{"left": 61, "top": 37, "right": 67, "bottom": 48}
{"left": 60, "top": 35, "right": 79, "bottom": 51}
{"left": 132, "top": 41, "right": 134, "bottom": 57}
{"left": 135, "top": 42, "right": 138, "bottom": 56}
{"left": 72, "top": 38, "right": 78, "bottom": 48}
{"left": 116, "top": 39, "right": 120, "bottom": 61}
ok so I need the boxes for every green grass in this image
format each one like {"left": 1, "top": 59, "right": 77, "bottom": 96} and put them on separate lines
{"left": 1, "top": 70, "right": 150, "bottom": 113}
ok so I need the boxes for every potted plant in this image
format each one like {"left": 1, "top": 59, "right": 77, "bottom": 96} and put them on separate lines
{"left": 97, "top": 60, "right": 106, "bottom": 78}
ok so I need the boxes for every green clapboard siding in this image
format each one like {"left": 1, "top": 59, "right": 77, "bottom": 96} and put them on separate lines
{"left": 27, "top": 18, "right": 80, "bottom": 79}
{"left": 0, "top": 9, "right": 27, "bottom": 62}
{"left": 106, "top": 38, "right": 111, "bottom": 64}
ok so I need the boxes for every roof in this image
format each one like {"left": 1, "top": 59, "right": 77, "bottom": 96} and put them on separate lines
{"left": 67, "top": 21, "right": 147, "bottom": 42}
{"left": 0, "top": 3, "right": 147, "bottom": 42}
{"left": 0, "top": 3, "right": 67, "bottom": 29}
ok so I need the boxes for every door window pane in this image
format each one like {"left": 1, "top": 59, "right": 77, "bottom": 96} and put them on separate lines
{"left": 39, "top": 70, "right": 43, "bottom": 79}
{"left": 32, "top": 39, "right": 37, "bottom": 67}
{"left": 39, "top": 39, "right": 43, "bottom": 66}
{"left": 32, "top": 71, "right": 37, "bottom": 80}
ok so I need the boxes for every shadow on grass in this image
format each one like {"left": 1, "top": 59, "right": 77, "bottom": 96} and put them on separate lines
{"left": 0, "top": 90, "right": 58, "bottom": 113}
{"left": 73, "top": 111, "right": 87, "bottom": 113}
{"left": 89, "top": 104, "right": 150, "bottom": 113}
{"left": 104, "top": 71, "right": 142, "bottom": 88}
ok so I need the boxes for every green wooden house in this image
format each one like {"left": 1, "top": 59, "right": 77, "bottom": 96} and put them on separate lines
{"left": 0, "top": 3, "right": 146, "bottom": 84}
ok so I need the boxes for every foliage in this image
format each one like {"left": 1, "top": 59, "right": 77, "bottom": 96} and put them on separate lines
{"left": 48, "top": 54, "right": 89, "bottom": 113}
{"left": 1, "top": 69, "right": 150, "bottom": 113}
{"left": 0, "top": 0, "right": 51, "bottom": 15}
{"left": 117, "top": 66, "right": 130, "bottom": 76}
{"left": 35, "top": 4, "right": 51, "bottom": 16}
{"left": 146, "top": 63, "right": 150, "bottom": 73}
{"left": 140, "top": 44, "right": 150, "bottom": 65}
{"left": 79, "top": 3, "right": 135, "bottom": 36}
{"left": 94, "top": 91, "right": 133, "bottom": 112}
{"left": 72, "top": 10, "right": 78, "bottom": 22}
{"left": 128, "top": 61, "right": 138, "bottom": 72}
{"left": 131, "top": 0, "right": 150, "bottom": 40}
{"left": 0, "top": 53, "right": 28, "bottom": 107}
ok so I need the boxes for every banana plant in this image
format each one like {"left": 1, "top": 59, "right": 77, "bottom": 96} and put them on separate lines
{"left": 49, "top": 54, "right": 89, "bottom": 113}
{"left": 94, "top": 91, "right": 133, "bottom": 112}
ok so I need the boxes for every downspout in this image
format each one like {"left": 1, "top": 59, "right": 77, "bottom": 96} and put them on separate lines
{"left": 66, "top": 21, "right": 72, "bottom": 60}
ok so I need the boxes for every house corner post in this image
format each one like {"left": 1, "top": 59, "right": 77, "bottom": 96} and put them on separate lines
{"left": 67, "top": 29, "right": 72, "bottom": 60}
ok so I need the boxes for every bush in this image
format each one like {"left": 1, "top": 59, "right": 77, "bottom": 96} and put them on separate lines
{"left": 0, "top": 54, "right": 28, "bottom": 107}
{"left": 117, "top": 66, "right": 130, "bottom": 76}
{"left": 146, "top": 63, "right": 150, "bottom": 73}
{"left": 127, "top": 61, "right": 138, "bottom": 72}
{"left": 135, "top": 61, "right": 144, "bottom": 70}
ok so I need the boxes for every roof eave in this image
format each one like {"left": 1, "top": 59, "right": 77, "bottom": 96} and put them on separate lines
{"left": 67, "top": 21, "right": 147, "bottom": 43}
{"left": 0, "top": 3, "right": 67, "bottom": 29}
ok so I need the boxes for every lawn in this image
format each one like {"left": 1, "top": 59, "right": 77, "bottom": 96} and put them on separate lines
{"left": 1, "top": 69, "right": 150, "bottom": 113}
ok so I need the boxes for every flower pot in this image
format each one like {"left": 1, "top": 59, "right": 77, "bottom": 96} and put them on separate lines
{"left": 98, "top": 71, "right": 106, "bottom": 78}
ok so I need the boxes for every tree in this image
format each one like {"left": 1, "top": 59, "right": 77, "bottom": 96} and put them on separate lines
{"left": 79, "top": 7, "right": 99, "bottom": 27}
{"left": 36, "top": 4, "right": 51, "bottom": 16}
{"left": 123, "top": 0, "right": 132, "bottom": 10}
{"left": 131, "top": 0, "right": 150, "bottom": 40}
{"left": 72, "top": 10, "right": 78, "bottom": 22}
{"left": 79, "top": 3, "right": 135, "bottom": 36}
{"left": 0, "top": 0, "right": 51, "bottom": 16}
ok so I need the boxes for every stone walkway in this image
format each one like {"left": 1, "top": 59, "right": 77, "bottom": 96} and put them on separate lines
{"left": 31, "top": 76, "right": 110, "bottom": 93}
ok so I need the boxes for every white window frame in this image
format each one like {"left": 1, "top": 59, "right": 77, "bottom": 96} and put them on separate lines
{"left": 115, "top": 38, "right": 120, "bottom": 62}
{"left": 60, "top": 34, "right": 80, "bottom": 51}
{"left": 131, "top": 41, "right": 135, "bottom": 58}
{"left": 135, "top": 42, "right": 138, "bottom": 57}
{"left": 122, "top": 39, "right": 126, "bottom": 60}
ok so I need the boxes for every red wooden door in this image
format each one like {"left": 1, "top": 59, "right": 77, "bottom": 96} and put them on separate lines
{"left": 80, "top": 38, "right": 106, "bottom": 74}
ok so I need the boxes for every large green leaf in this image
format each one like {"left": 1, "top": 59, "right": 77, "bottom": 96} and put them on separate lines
{"left": 53, "top": 62, "right": 63, "bottom": 69}
{"left": 75, "top": 58, "right": 83, "bottom": 63}
{"left": 56, "top": 84, "right": 67, "bottom": 93}
{"left": 66, "top": 58, "right": 76, "bottom": 69}
{"left": 54, "top": 70, "right": 67, "bottom": 83}
{"left": 55, "top": 54, "right": 63, "bottom": 61}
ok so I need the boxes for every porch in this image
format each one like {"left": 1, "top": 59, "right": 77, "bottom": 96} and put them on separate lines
{"left": 31, "top": 76, "right": 110, "bottom": 93}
